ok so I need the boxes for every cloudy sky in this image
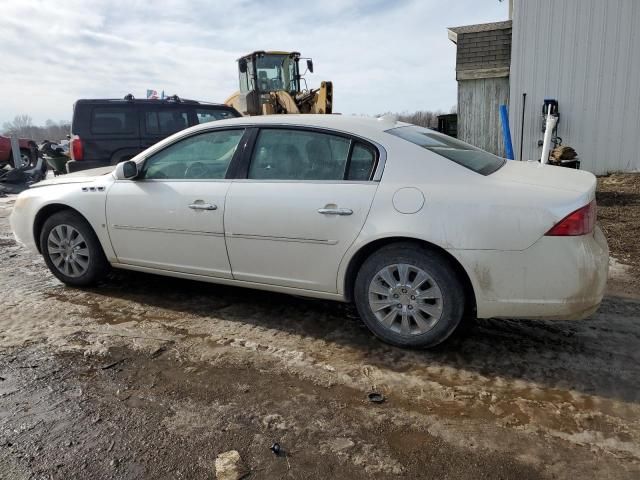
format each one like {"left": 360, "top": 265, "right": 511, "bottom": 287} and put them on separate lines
{"left": 0, "top": 0, "right": 507, "bottom": 125}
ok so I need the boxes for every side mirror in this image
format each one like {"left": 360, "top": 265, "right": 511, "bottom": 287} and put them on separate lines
{"left": 306, "top": 59, "right": 314, "bottom": 73}
{"left": 239, "top": 58, "right": 247, "bottom": 73}
{"left": 66, "top": 134, "right": 71, "bottom": 140}
{"left": 114, "top": 160, "right": 138, "bottom": 180}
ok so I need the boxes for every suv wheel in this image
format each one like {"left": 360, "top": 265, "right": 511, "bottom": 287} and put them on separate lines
{"left": 354, "top": 243, "right": 465, "bottom": 348}
{"left": 40, "top": 210, "right": 109, "bottom": 286}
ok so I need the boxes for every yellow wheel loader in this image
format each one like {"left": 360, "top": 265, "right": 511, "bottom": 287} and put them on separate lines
{"left": 225, "top": 51, "right": 333, "bottom": 116}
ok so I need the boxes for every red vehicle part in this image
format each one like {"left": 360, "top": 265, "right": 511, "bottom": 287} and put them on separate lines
{"left": 0, "top": 135, "right": 37, "bottom": 166}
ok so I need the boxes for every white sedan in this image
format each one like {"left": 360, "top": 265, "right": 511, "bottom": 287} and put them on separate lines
{"left": 10, "top": 115, "right": 609, "bottom": 348}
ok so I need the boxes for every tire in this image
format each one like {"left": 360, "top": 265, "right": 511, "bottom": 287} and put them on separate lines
{"left": 19, "top": 148, "right": 32, "bottom": 167}
{"left": 354, "top": 243, "right": 465, "bottom": 348}
{"left": 40, "top": 210, "right": 110, "bottom": 287}
{"left": 7, "top": 148, "right": 32, "bottom": 168}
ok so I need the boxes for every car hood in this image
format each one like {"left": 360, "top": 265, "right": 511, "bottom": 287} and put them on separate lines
{"left": 30, "top": 166, "right": 115, "bottom": 188}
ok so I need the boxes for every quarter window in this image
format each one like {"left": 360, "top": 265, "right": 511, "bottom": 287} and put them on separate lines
{"left": 347, "top": 143, "right": 376, "bottom": 180}
{"left": 91, "top": 107, "right": 136, "bottom": 134}
{"left": 142, "top": 129, "right": 244, "bottom": 180}
{"left": 248, "top": 129, "right": 356, "bottom": 181}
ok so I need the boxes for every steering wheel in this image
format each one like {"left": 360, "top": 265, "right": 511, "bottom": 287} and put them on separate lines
{"left": 184, "top": 162, "right": 209, "bottom": 179}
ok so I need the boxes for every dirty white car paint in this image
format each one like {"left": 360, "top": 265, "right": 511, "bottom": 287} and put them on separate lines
{"left": 10, "top": 115, "right": 609, "bottom": 347}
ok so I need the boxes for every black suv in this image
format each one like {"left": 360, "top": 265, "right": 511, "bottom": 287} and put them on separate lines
{"left": 67, "top": 95, "right": 241, "bottom": 172}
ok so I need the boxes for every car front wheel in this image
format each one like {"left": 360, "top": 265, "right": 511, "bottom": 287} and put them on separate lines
{"left": 40, "top": 210, "right": 109, "bottom": 287}
{"left": 354, "top": 243, "right": 465, "bottom": 348}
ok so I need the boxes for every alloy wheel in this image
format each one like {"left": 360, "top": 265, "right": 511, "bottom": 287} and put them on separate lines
{"left": 367, "top": 263, "right": 444, "bottom": 335}
{"left": 47, "top": 224, "right": 90, "bottom": 278}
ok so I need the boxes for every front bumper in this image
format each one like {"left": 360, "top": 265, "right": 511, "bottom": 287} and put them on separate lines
{"left": 9, "top": 193, "right": 40, "bottom": 254}
{"left": 452, "top": 226, "right": 609, "bottom": 320}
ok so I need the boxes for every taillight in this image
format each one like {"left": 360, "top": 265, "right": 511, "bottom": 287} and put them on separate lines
{"left": 545, "top": 200, "right": 596, "bottom": 236}
{"left": 70, "top": 135, "right": 83, "bottom": 161}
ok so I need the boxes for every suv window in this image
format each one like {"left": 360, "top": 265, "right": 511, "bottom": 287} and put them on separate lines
{"left": 196, "top": 108, "right": 238, "bottom": 124}
{"left": 248, "top": 129, "right": 357, "bottom": 180}
{"left": 91, "top": 107, "right": 136, "bottom": 134}
{"left": 386, "top": 125, "right": 505, "bottom": 175}
{"left": 145, "top": 110, "right": 189, "bottom": 135}
{"left": 142, "top": 129, "right": 245, "bottom": 180}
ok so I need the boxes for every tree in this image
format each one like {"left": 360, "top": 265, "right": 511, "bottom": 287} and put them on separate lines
{"left": 1, "top": 116, "right": 70, "bottom": 143}
{"left": 2, "top": 114, "right": 34, "bottom": 137}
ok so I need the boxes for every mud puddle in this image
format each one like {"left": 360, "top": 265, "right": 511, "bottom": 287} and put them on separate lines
{"left": 0, "top": 344, "right": 545, "bottom": 479}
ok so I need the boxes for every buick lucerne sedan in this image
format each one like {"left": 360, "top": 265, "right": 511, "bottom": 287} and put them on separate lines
{"left": 10, "top": 115, "right": 609, "bottom": 348}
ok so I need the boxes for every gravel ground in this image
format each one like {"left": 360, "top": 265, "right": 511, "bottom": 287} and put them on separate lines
{"left": 1, "top": 189, "right": 639, "bottom": 479}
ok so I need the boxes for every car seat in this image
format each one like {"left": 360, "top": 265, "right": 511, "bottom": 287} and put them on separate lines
{"left": 258, "top": 71, "right": 269, "bottom": 92}
{"left": 305, "top": 138, "right": 337, "bottom": 180}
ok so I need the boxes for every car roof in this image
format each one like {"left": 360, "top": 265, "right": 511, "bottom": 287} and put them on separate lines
{"left": 74, "top": 98, "right": 232, "bottom": 108}
{"left": 191, "top": 114, "right": 408, "bottom": 140}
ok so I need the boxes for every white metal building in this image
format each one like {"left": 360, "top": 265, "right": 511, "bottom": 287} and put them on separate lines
{"left": 509, "top": 0, "right": 640, "bottom": 173}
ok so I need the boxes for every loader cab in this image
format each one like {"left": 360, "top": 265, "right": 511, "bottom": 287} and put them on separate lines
{"left": 238, "top": 51, "right": 302, "bottom": 96}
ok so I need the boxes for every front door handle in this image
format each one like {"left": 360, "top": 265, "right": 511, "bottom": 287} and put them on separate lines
{"left": 317, "top": 207, "right": 353, "bottom": 216}
{"left": 189, "top": 202, "right": 217, "bottom": 211}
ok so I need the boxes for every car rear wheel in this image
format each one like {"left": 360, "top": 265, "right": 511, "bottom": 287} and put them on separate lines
{"left": 354, "top": 243, "right": 465, "bottom": 348}
{"left": 40, "top": 210, "right": 109, "bottom": 286}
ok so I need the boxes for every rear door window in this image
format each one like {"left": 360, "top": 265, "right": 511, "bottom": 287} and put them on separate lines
{"left": 248, "top": 129, "right": 350, "bottom": 180}
{"left": 91, "top": 107, "right": 136, "bottom": 134}
{"left": 144, "top": 109, "right": 189, "bottom": 135}
{"left": 196, "top": 108, "right": 239, "bottom": 125}
{"left": 247, "top": 128, "right": 378, "bottom": 181}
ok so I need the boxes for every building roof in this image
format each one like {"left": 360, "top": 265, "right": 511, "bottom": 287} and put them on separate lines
{"left": 447, "top": 20, "right": 512, "bottom": 43}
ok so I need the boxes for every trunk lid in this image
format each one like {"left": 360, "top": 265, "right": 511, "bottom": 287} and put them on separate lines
{"left": 492, "top": 160, "right": 596, "bottom": 197}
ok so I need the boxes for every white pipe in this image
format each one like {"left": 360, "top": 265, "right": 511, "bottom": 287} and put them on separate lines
{"left": 540, "top": 108, "right": 557, "bottom": 165}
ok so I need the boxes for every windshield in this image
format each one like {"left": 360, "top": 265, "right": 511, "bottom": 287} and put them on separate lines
{"left": 386, "top": 125, "right": 505, "bottom": 175}
{"left": 254, "top": 54, "right": 298, "bottom": 94}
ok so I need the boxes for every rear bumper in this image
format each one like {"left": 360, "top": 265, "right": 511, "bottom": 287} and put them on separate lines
{"left": 452, "top": 226, "right": 609, "bottom": 320}
{"left": 66, "top": 159, "right": 108, "bottom": 173}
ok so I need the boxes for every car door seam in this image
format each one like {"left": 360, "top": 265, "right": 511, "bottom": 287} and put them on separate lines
{"left": 103, "top": 181, "right": 121, "bottom": 261}
{"left": 222, "top": 181, "right": 236, "bottom": 280}
{"left": 335, "top": 182, "right": 382, "bottom": 293}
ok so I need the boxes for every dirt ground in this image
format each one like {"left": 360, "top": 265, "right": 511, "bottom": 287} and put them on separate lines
{"left": 597, "top": 173, "right": 640, "bottom": 294}
{"left": 1, "top": 178, "right": 640, "bottom": 479}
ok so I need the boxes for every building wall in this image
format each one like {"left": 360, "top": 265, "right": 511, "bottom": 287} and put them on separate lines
{"left": 456, "top": 25, "right": 511, "bottom": 76}
{"left": 450, "top": 21, "right": 512, "bottom": 157}
{"left": 509, "top": 0, "right": 640, "bottom": 173}
{"left": 458, "top": 77, "right": 510, "bottom": 157}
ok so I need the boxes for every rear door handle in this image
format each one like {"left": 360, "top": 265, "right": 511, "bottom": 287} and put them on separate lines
{"left": 189, "top": 203, "right": 217, "bottom": 210}
{"left": 317, "top": 207, "right": 353, "bottom": 216}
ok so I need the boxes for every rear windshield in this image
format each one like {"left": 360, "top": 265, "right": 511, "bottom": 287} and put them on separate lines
{"left": 386, "top": 125, "right": 505, "bottom": 175}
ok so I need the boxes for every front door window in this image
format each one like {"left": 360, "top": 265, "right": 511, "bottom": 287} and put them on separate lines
{"left": 142, "top": 129, "right": 245, "bottom": 180}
